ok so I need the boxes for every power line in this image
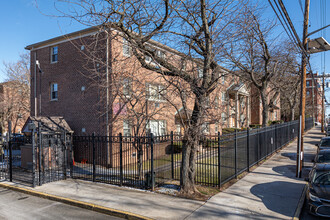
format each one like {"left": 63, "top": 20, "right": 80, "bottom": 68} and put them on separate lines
{"left": 298, "top": 0, "right": 304, "bottom": 15}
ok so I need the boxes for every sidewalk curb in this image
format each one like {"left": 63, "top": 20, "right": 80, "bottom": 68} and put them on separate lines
{"left": 293, "top": 183, "right": 307, "bottom": 220}
{"left": 0, "top": 182, "right": 152, "bottom": 220}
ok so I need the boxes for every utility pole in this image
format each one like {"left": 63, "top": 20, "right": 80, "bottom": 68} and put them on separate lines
{"left": 311, "top": 73, "right": 315, "bottom": 124}
{"left": 296, "top": 0, "right": 310, "bottom": 178}
{"left": 322, "top": 73, "right": 325, "bottom": 132}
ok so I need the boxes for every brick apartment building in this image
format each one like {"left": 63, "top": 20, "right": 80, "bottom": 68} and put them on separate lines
{"left": 250, "top": 84, "right": 281, "bottom": 125}
{"left": 25, "top": 26, "right": 278, "bottom": 137}
{"left": 306, "top": 72, "right": 323, "bottom": 122}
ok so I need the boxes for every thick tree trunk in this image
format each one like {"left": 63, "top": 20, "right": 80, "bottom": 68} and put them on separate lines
{"left": 260, "top": 91, "right": 269, "bottom": 127}
{"left": 291, "top": 108, "right": 295, "bottom": 121}
{"left": 180, "top": 96, "right": 204, "bottom": 195}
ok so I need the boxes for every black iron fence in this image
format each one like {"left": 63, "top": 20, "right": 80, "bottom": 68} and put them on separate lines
{"left": 4, "top": 129, "right": 71, "bottom": 187}
{"left": 72, "top": 118, "right": 314, "bottom": 189}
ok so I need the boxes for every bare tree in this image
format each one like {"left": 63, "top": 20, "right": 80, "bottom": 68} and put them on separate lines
{"left": 47, "top": 0, "right": 247, "bottom": 195}
{"left": 224, "top": 7, "right": 298, "bottom": 126}
{"left": 2, "top": 53, "right": 30, "bottom": 133}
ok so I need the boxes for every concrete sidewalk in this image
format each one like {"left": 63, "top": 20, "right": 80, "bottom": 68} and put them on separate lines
{"left": 0, "top": 126, "right": 323, "bottom": 220}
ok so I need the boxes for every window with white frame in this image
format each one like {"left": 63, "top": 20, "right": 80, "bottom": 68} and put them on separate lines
{"left": 198, "top": 67, "right": 203, "bottom": 78}
{"left": 145, "top": 55, "right": 152, "bottom": 62}
{"left": 221, "top": 92, "right": 226, "bottom": 102}
{"left": 123, "top": 120, "right": 132, "bottom": 136}
{"left": 176, "top": 124, "right": 181, "bottom": 134}
{"left": 221, "top": 112, "right": 227, "bottom": 122}
{"left": 122, "top": 38, "right": 131, "bottom": 57}
{"left": 181, "top": 61, "right": 186, "bottom": 71}
{"left": 51, "top": 46, "right": 58, "bottom": 63}
{"left": 221, "top": 75, "right": 226, "bottom": 84}
{"left": 156, "top": 50, "right": 165, "bottom": 59}
{"left": 146, "top": 83, "right": 165, "bottom": 101}
{"left": 215, "top": 124, "right": 219, "bottom": 134}
{"left": 214, "top": 96, "right": 219, "bottom": 108}
{"left": 202, "top": 122, "right": 210, "bottom": 134}
{"left": 240, "top": 97, "right": 245, "bottom": 108}
{"left": 123, "top": 78, "right": 132, "bottom": 97}
{"left": 51, "top": 83, "right": 58, "bottom": 100}
{"left": 147, "top": 120, "right": 167, "bottom": 136}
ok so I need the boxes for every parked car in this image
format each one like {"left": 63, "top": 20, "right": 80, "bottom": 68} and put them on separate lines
{"left": 326, "top": 129, "right": 330, "bottom": 136}
{"left": 306, "top": 164, "right": 330, "bottom": 217}
{"left": 315, "top": 137, "right": 330, "bottom": 151}
{"left": 313, "top": 149, "right": 330, "bottom": 163}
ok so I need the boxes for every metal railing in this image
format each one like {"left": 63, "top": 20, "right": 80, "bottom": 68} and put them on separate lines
{"left": 71, "top": 118, "right": 314, "bottom": 189}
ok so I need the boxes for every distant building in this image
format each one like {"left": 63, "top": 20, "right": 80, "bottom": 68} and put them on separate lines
{"left": 306, "top": 73, "right": 322, "bottom": 123}
{"left": 0, "top": 81, "right": 30, "bottom": 134}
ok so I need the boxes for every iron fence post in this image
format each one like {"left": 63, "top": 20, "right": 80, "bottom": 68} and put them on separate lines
{"left": 218, "top": 132, "right": 221, "bottom": 188}
{"left": 150, "top": 133, "right": 155, "bottom": 191}
{"left": 8, "top": 121, "right": 12, "bottom": 182}
{"left": 63, "top": 131, "right": 67, "bottom": 179}
{"left": 235, "top": 130, "right": 237, "bottom": 179}
{"left": 275, "top": 125, "right": 278, "bottom": 151}
{"left": 92, "top": 132, "right": 96, "bottom": 182}
{"left": 119, "top": 133, "right": 123, "bottom": 186}
{"left": 170, "top": 131, "right": 174, "bottom": 180}
{"left": 32, "top": 127, "right": 36, "bottom": 187}
{"left": 257, "top": 128, "right": 260, "bottom": 164}
{"left": 38, "top": 122, "right": 42, "bottom": 186}
{"left": 70, "top": 135, "right": 73, "bottom": 178}
{"left": 247, "top": 128, "right": 250, "bottom": 172}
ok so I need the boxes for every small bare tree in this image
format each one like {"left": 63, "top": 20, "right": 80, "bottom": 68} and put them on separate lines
{"left": 2, "top": 53, "right": 30, "bottom": 133}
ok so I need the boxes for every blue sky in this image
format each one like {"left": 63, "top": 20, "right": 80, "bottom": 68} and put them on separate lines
{"left": 0, "top": 0, "right": 329, "bottom": 111}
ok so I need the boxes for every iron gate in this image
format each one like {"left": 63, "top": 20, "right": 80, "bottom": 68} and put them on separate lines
{"left": 35, "top": 131, "right": 70, "bottom": 186}
{"left": 7, "top": 130, "right": 71, "bottom": 187}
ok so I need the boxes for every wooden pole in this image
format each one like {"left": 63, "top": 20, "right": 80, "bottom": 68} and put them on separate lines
{"left": 296, "top": 0, "right": 310, "bottom": 178}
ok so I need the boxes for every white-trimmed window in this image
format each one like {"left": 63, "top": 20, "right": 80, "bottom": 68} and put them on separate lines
{"left": 147, "top": 120, "right": 167, "bottom": 136}
{"left": 123, "top": 120, "right": 132, "bottom": 136}
{"left": 221, "top": 92, "right": 226, "bottom": 102}
{"left": 221, "top": 112, "right": 227, "bottom": 122}
{"left": 51, "top": 46, "right": 58, "bottom": 63}
{"left": 215, "top": 124, "right": 219, "bottom": 134}
{"left": 198, "top": 67, "right": 203, "bottom": 78}
{"left": 202, "top": 123, "right": 210, "bottom": 134}
{"left": 214, "top": 96, "right": 219, "bottom": 108}
{"left": 145, "top": 55, "right": 152, "bottom": 63}
{"left": 51, "top": 83, "right": 58, "bottom": 100}
{"left": 156, "top": 50, "right": 165, "bottom": 59}
{"left": 176, "top": 124, "right": 181, "bottom": 134}
{"left": 123, "top": 78, "right": 132, "bottom": 97}
{"left": 240, "top": 97, "right": 245, "bottom": 108}
{"left": 146, "top": 83, "right": 165, "bottom": 101}
{"left": 221, "top": 75, "right": 226, "bottom": 84}
{"left": 181, "top": 61, "right": 186, "bottom": 71}
{"left": 122, "top": 38, "right": 131, "bottom": 57}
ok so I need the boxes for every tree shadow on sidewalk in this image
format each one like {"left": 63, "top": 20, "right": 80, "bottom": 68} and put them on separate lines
{"left": 250, "top": 181, "right": 305, "bottom": 218}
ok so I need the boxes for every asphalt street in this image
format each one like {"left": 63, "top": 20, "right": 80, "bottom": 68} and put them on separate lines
{"left": 0, "top": 187, "right": 122, "bottom": 220}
